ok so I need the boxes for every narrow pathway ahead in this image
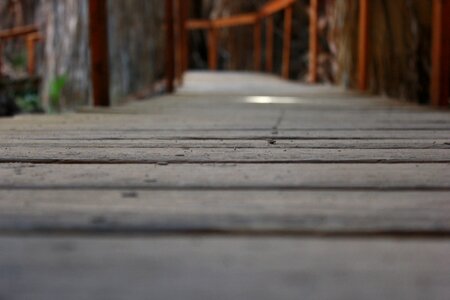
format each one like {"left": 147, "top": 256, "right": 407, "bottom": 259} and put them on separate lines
{"left": 1, "top": 72, "right": 449, "bottom": 299}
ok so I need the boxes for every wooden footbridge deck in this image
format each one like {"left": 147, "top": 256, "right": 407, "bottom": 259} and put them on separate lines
{"left": 1, "top": 72, "right": 449, "bottom": 299}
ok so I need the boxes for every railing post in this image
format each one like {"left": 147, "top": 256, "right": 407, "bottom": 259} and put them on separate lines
{"left": 165, "top": 0, "right": 175, "bottom": 93}
{"left": 265, "top": 16, "right": 274, "bottom": 73}
{"left": 176, "top": 0, "right": 189, "bottom": 84}
{"left": 282, "top": 6, "right": 293, "bottom": 79}
{"left": 358, "top": 0, "right": 369, "bottom": 91}
{"left": 0, "top": 43, "right": 3, "bottom": 77}
{"left": 431, "top": 0, "right": 450, "bottom": 107}
{"left": 26, "top": 34, "right": 37, "bottom": 76}
{"left": 308, "top": 0, "right": 319, "bottom": 83}
{"left": 254, "top": 17, "right": 262, "bottom": 71}
{"left": 182, "top": 0, "right": 190, "bottom": 73}
{"left": 88, "top": 0, "right": 111, "bottom": 107}
{"left": 175, "top": 0, "right": 182, "bottom": 84}
{"left": 208, "top": 25, "right": 218, "bottom": 70}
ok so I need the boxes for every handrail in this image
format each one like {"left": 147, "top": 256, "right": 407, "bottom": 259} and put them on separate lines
{"left": 212, "top": 13, "right": 259, "bottom": 29}
{"left": 186, "top": 19, "right": 211, "bottom": 30}
{"left": 260, "top": 0, "right": 296, "bottom": 17}
{"left": 0, "top": 25, "right": 43, "bottom": 77}
{"left": 182, "top": 0, "right": 296, "bottom": 78}
{"left": 0, "top": 25, "right": 39, "bottom": 40}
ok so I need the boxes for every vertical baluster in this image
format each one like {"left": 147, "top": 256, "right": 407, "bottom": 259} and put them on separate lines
{"left": 358, "top": 0, "right": 369, "bottom": 91}
{"left": 308, "top": 0, "right": 319, "bottom": 83}
{"left": 89, "top": 0, "right": 111, "bottom": 106}
{"left": 282, "top": 6, "right": 293, "bottom": 79}
{"left": 431, "top": 0, "right": 450, "bottom": 107}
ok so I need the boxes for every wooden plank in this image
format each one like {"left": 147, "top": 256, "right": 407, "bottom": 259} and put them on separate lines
{"left": 0, "top": 163, "right": 449, "bottom": 189}
{"left": 265, "top": 17, "right": 274, "bottom": 73}
{"left": 0, "top": 148, "right": 449, "bottom": 164}
{"left": 282, "top": 6, "right": 293, "bottom": 79}
{"left": 88, "top": 0, "right": 111, "bottom": 106}
{"left": 308, "top": 0, "right": 319, "bottom": 83}
{"left": 0, "top": 190, "right": 449, "bottom": 234}
{"left": 0, "top": 237, "right": 449, "bottom": 300}
{"left": 1, "top": 139, "right": 449, "bottom": 150}
{"left": 431, "top": 0, "right": 450, "bottom": 107}
{"left": 165, "top": 0, "right": 175, "bottom": 93}
{"left": 0, "top": 129, "right": 449, "bottom": 140}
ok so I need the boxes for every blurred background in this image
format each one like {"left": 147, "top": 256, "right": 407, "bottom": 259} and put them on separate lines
{"left": 0, "top": 0, "right": 435, "bottom": 113}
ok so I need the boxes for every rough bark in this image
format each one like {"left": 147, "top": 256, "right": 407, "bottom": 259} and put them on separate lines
{"left": 331, "top": 0, "right": 432, "bottom": 102}
{"left": 2, "top": 0, "right": 165, "bottom": 110}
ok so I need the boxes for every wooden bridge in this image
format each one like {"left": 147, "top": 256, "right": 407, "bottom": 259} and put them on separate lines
{"left": 1, "top": 71, "right": 450, "bottom": 298}
{"left": 1, "top": 0, "right": 450, "bottom": 299}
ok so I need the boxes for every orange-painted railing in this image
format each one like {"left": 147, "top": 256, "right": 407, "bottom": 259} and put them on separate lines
{"left": 182, "top": 0, "right": 296, "bottom": 79}
{"left": 164, "top": 0, "right": 449, "bottom": 108}
{"left": 0, "top": 25, "right": 43, "bottom": 77}
{"left": 86, "top": 0, "right": 449, "bottom": 108}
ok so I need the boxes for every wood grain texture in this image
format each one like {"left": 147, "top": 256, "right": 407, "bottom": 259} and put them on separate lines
{"left": 1, "top": 72, "right": 449, "bottom": 299}
{"left": 0, "top": 237, "right": 449, "bottom": 300}
{"left": 0, "top": 163, "right": 449, "bottom": 190}
{"left": 0, "top": 148, "right": 449, "bottom": 164}
{"left": 0, "top": 190, "right": 449, "bottom": 234}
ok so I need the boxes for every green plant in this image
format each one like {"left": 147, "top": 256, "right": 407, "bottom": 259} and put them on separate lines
{"left": 48, "top": 75, "right": 68, "bottom": 112}
{"left": 16, "top": 93, "right": 43, "bottom": 113}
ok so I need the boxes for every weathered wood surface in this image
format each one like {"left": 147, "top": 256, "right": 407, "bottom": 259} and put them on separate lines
{"left": 0, "top": 237, "right": 449, "bottom": 300}
{"left": 0, "top": 72, "right": 449, "bottom": 299}
{"left": 1, "top": 163, "right": 449, "bottom": 190}
{"left": 0, "top": 236, "right": 448, "bottom": 300}
{"left": 0, "top": 190, "right": 449, "bottom": 234}
{"left": 1, "top": 148, "right": 449, "bottom": 163}
{"left": 0, "top": 139, "right": 449, "bottom": 149}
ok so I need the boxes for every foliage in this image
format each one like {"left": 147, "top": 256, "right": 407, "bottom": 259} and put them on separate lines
{"left": 16, "top": 93, "right": 44, "bottom": 114}
{"left": 48, "top": 75, "right": 68, "bottom": 112}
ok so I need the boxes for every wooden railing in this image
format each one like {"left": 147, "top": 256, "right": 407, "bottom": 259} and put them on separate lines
{"left": 73, "top": 0, "right": 450, "bottom": 108}
{"left": 0, "top": 25, "right": 43, "bottom": 77}
{"left": 183, "top": 0, "right": 296, "bottom": 79}
{"left": 165, "top": 0, "right": 449, "bottom": 108}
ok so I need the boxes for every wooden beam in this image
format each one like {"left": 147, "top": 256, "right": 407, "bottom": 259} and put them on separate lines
{"left": 186, "top": 20, "right": 211, "bottom": 30}
{"left": 208, "top": 26, "right": 219, "bottom": 70}
{"left": 265, "top": 16, "right": 274, "bottom": 73}
{"left": 254, "top": 18, "right": 262, "bottom": 71}
{"left": 431, "top": 0, "right": 450, "bottom": 107}
{"left": 0, "top": 25, "right": 38, "bottom": 40}
{"left": 358, "top": 0, "right": 370, "bottom": 91}
{"left": 260, "top": 0, "right": 296, "bottom": 18}
{"left": 88, "top": 0, "right": 111, "bottom": 107}
{"left": 308, "top": 0, "right": 319, "bottom": 83}
{"left": 282, "top": 6, "right": 293, "bottom": 79}
{"left": 212, "top": 13, "right": 258, "bottom": 28}
{"left": 165, "top": 0, "right": 175, "bottom": 93}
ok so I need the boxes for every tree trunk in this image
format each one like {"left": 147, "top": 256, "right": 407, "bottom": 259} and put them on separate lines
{"left": 331, "top": 0, "right": 432, "bottom": 102}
